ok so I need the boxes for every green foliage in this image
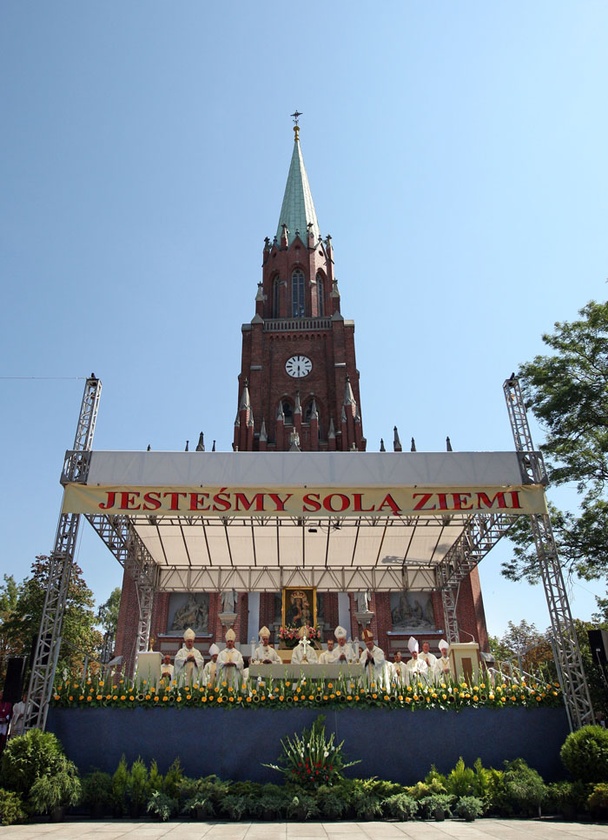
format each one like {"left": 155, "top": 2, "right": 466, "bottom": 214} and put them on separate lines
{"left": 445, "top": 757, "right": 476, "bottom": 797}
{"left": 81, "top": 770, "right": 113, "bottom": 813}
{"left": 286, "top": 791, "right": 320, "bottom": 820}
{"left": 28, "top": 757, "right": 81, "bottom": 815}
{"left": 382, "top": 792, "right": 418, "bottom": 820}
{"left": 148, "top": 760, "right": 163, "bottom": 794}
{"left": 111, "top": 755, "right": 130, "bottom": 816}
{"left": 454, "top": 795, "right": 484, "bottom": 821}
{"left": 561, "top": 724, "right": 608, "bottom": 782}
{"left": 147, "top": 790, "right": 178, "bottom": 821}
{"left": 315, "top": 781, "right": 351, "bottom": 819}
{"left": 350, "top": 778, "right": 384, "bottom": 820}
{"left": 495, "top": 758, "right": 546, "bottom": 817}
{"left": 0, "top": 556, "right": 102, "bottom": 679}
{"left": 0, "top": 729, "right": 64, "bottom": 796}
{"left": 128, "top": 757, "right": 150, "bottom": 816}
{"left": 417, "top": 793, "right": 453, "bottom": 820}
{"left": 251, "top": 784, "right": 290, "bottom": 820}
{"left": 162, "top": 757, "right": 185, "bottom": 799}
{"left": 511, "top": 301, "right": 608, "bottom": 613}
{"left": 0, "top": 789, "right": 27, "bottom": 826}
{"left": 96, "top": 587, "right": 121, "bottom": 637}
{"left": 587, "top": 782, "right": 608, "bottom": 817}
{"left": 264, "top": 714, "right": 360, "bottom": 789}
{"left": 407, "top": 777, "right": 447, "bottom": 799}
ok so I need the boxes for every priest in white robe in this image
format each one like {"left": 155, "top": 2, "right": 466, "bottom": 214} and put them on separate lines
{"left": 217, "top": 629, "right": 244, "bottom": 688}
{"left": 291, "top": 626, "right": 318, "bottom": 664}
{"left": 405, "top": 636, "right": 429, "bottom": 684}
{"left": 359, "top": 628, "right": 387, "bottom": 687}
{"left": 174, "top": 628, "right": 204, "bottom": 684}
{"left": 203, "top": 643, "right": 220, "bottom": 687}
{"left": 252, "top": 626, "right": 282, "bottom": 664}
{"left": 331, "top": 626, "right": 357, "bottom": 663}
{"left": 434, "top": 639, "right": 451, "bottom": 682}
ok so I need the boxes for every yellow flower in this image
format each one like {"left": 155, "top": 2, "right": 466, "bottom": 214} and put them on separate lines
{"left": 162, "top": 696, "right": 168, "bottom": 702}
{"left": 473, "top": 695, "right": 479, "bottom": 702}
{"left": 384, "top": 695, "right": 390, "bottom": 701}
{"left": 79, "top": 695, "right": 84, "bottom": 701}
{"left": 201, "top": 697, "right": 207, "bottom": 703}
{"left": 372, "top": 693, "right": 377, "bottom": 699}
{"left": 347, "top": 696, "right": 353, "bottom": 701}
{"left": 323, "top": 695, "right": 329, "bottom": 701}
{"left": 327, "top": 682, "right": 333, "bottom": 688}
{"left": 336, "top": 690, "right": 341, "bottom": 696}
{"left": 222, "top": 681, "right": 228, "bottom": 687}
{"left": 246, "top": 697, "right": 252, "bottom": 703}
{"left": 97, "top": 694, "right": 102, "bottom": 701}
{"left": 309, "top": 695, "right": 314, "bottom": 701}
{"left": 406, "top": 697, "right": 411, "bottom": 704}
{"left": 145, "top": 695, "right": 151, "bottom": 700}
{"left": 177, "top": 697, "right": 182, "bottom": 703}
{"left": 186, "top": 695, "right": 191, "bottom": 700}
{"left": 54, "top": 694, "right": 60, "bottom": 701}
{"left": 279, "top": 696, "right": 284, "bottom": 702}
{"left": 217, "top": 697, "right": 223, "bottom": 703}
{"left": 129, "top": 695, "right": 134, "bottom": 701}
{"left": 154, "top": 696, "right": 159, "bottom": 702}
{"left": 229, "top": 697, "right": 234, "bottom": 703}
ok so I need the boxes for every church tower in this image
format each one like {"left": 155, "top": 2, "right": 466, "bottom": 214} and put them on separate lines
{"left": 234, "top": 116, "right": 365, "bottom": 455}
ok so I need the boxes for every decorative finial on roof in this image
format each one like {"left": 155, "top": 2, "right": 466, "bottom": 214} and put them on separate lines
{"left": 291, "top": 110, "right": 302, "bottom": 142}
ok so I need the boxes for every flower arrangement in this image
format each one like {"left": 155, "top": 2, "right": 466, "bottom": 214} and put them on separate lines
{"left": 278, "top": 624, "right": 321, "bottom": 647}
{"left": 50, "top": 670, "right": 562, "bottom": 712}
{"left": 263, "top": 714, "right": 360, "bottom": 788}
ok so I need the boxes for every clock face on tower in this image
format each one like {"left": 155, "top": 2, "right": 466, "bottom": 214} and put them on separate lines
{"left": 285, "top": 354, "right": 313, "bottom": 378}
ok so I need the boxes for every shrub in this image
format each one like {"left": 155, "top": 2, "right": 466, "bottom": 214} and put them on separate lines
{"left": 315, "top": 782, "right": 351, "bottom": 819}
{"left": 588, "top": 782, "right": 608, "bottom": 818}
{"left": 0, "top": 729, "right": 64, "bottom": 796}
{"left": 417, "top": 793, "right": 453, "bottom": 820}
{"left": 147, "top": 790, "right": 178, "bottom": 821}
{"left": 29, "top": 756, "right": 81, "bottom": 816}
{"left": 81, "top": 770, "right": 113, "bottom": 815}
{"left": 544, "top": 780, "right": 589, "bottom": 818}
{"left": 0, "top": 789, "right": 27, "bottom": 826}
{"left": 561, "top": 725, "right": 608, "bottom": 783}
{"left": 128, "top": 757, "right": 150, "bottom": 817}
{"left": 162, "top": 757, "right": 185, "bottom": 799}
{"left": 286, "top": 792, "right": 320, "bottom": 820}
{"left": 454, "top": 795, "right": 484, "bottom": 821}
{"left": 383, "top": 792, "right": 418, "bottom": 820}
{"left": 446, "top": 757, "right": 477, "bottom": 797}
{"left": 497, "top": 758, "right": 546, "bottom": 817}
{"left": 111, "top": 755, "right": 129, "bottom": 817}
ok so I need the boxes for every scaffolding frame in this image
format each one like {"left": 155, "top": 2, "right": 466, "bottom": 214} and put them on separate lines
{"left": 504, "top": 376, "right": 593, "bottom": 729}
{"left": 24, "top": 376, "right": 102, "bottom": 731}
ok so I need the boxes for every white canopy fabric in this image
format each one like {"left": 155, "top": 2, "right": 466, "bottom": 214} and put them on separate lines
{"left": 66, "top": 451, "right": 546, "bottom": 592}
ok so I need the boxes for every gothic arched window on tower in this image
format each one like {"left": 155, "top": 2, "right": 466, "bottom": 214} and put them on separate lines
{"left": 291, "top": 269, "right": 305, "bottom": 318}
{"left": 272, "top": 275, "right": 281, "bottom": 318}
{"left": 316, "top": 271, "right": 325, "bottom": 317}
{"left": 282, "top": 399, "right": 294, "bottom": 425}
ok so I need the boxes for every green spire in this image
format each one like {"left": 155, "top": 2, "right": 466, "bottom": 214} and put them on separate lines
{"left": 276, "top": 122, "right": 321, "bottom": 246}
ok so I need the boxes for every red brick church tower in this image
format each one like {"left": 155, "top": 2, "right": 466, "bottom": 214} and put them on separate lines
{"left": 234, "top": 118, "right": 365, "bottom": 456}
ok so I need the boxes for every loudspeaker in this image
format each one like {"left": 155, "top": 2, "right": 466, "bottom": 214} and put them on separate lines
{"left": 588, "top": 629, "right": 608, "bottom": 665}
{"left": 3, "top": 657, "right": 27, "bottom": 704}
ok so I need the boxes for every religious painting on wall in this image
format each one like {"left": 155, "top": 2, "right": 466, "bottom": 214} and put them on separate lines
{"left": 282, "top": 587, "right": 316, "bottom": 630}
{"left": 168, "top": 593, "right": 209, "bottom": 635}
{"left": 390, "top": 591, "right": 436, "bottom": 631}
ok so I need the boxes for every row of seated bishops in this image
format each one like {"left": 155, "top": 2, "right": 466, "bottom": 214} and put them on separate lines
{"left": 153, "top": 626, "right": 453, "bottom": 687}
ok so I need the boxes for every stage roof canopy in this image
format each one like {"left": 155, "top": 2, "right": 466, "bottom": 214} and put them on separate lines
{"left": 64, "top": 451, "right": 546, "bottom": 592}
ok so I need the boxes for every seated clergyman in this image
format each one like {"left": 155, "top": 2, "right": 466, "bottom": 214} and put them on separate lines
{"left": 253, "top": 626, "right": 282, "bottom": 664}
{"left": 291, "top": 626, "right": 318, "bottom": 664}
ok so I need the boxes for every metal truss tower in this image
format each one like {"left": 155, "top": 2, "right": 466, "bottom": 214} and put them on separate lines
{"left": 24, "top": 375, "right": 102, "bottom": 731}
{"left": 504, "top": 375, "right": 593, "bottom": 730}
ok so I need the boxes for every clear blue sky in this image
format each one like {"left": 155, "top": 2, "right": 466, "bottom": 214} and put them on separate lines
{"left": 1, "top": 2, "right": 606, "bottom": 638}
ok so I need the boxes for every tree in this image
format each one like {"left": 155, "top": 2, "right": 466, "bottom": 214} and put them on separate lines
{"left": 489, "top": 620, "right": 555, "bottom": 680}
{"left": 0, "top": 575, "right": 23, "bottom": 683}
{"left": 504, "top": 300, "right": 608, "bottom": 610}
{"left": 1, "top": 556, "right": 102, "bottom": 679}
{"left": 96, "top": 587, "right": 121, "bottom": 637}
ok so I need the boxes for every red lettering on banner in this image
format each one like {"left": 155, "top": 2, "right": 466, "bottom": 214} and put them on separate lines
{"left": 452, "top": 493, "right": 473, "bottom": 510}
{"left": 323, "top": 493, "right": 350, "bottom": 513}
{"left": 352, "top": 493, "right": 375, "bottom": 513}
{"left": 268, "top": 493, "right": 292, "bottom": 512}
{"left": 189, "top": 493, "right": 210, "bottom": 511}
{"left": 143, "top": 492, "right": 162, "bottom": 511}
{"left": 378, "top": 494, "right": 401, "bottom": 515}
{"left": 120, "top": 492, "right": 141, "bottom": 510}
{"left": 99, "top": 491, "right": 116, "bottom": 510}
{"left": 212, "top": 489, "right": 231, "bottom": 511}
{"left": 234, "top": 493, "right": 266, "bottom": 512}
{"left": 303, "top": 493, "right": 322, "bottom": 512}
{"left": 166, "top": 492, "right": 187, "bottom": 510}
{"left": 413, "top": 493, "right": 434, "bottom": 511}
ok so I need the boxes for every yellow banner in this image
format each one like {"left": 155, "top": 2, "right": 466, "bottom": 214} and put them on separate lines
{"left": 62, "top": 483, "right": 547, "bottom": 518}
